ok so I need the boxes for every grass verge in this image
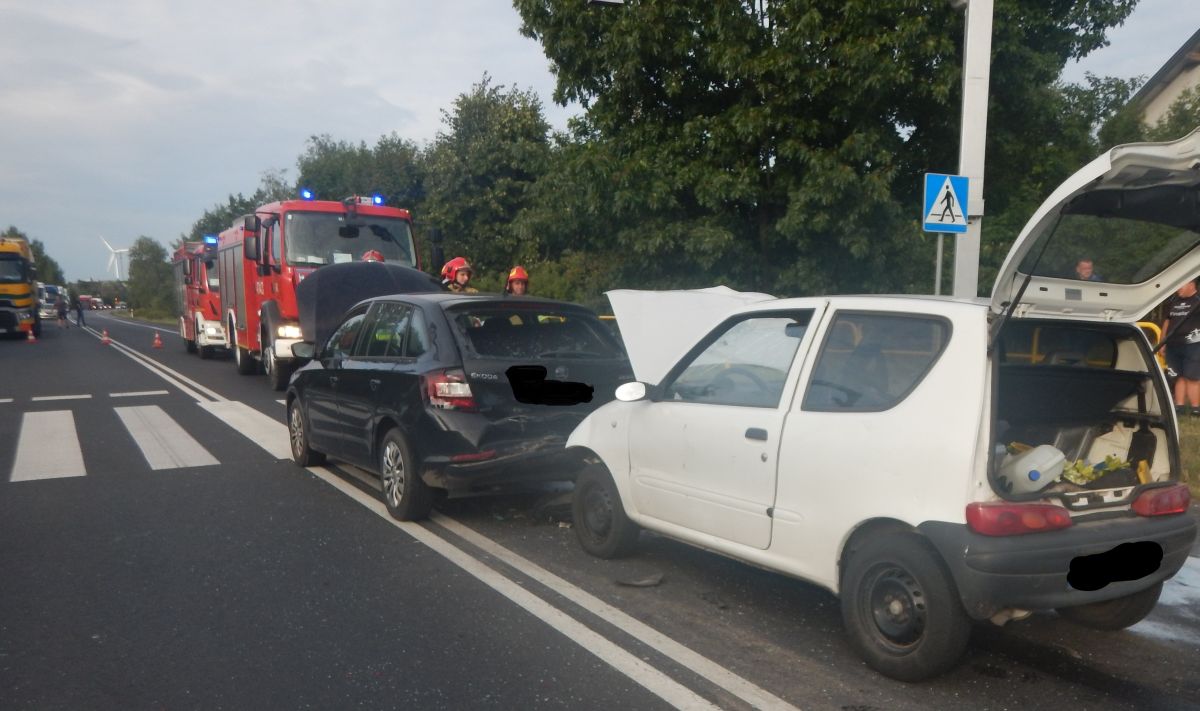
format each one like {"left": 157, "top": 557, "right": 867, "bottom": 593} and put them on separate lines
{"left": 1177, "top": 417, "right": 1200, "bottom": 500}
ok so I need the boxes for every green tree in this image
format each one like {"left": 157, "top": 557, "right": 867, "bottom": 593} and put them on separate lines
{"left": 296, "top": 133, "right": 424, "bottom": 209}
{"left": 514, "top": 0, "right": 1136, "bottom": 296}
{"left": 423, "top": 75, "right": 552, "bottom": 276}
{"left": 1146, "top": 86, "right": 1200, "bottom": 142}
{"left": 127, "top": 236, "right": 173, "bottom": 316}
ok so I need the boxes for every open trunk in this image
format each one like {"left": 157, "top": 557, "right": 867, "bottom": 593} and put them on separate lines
{"left": 992, "top": 319, "right": 1178, "bottom": 510}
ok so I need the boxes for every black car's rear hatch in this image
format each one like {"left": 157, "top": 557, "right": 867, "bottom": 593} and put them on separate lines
{"left": 444, "top": 301, "right": 632, "bottom": 440}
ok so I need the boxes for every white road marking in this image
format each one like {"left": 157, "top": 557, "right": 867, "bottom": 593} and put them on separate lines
{"left": 197, "top": 400, "right": 291, "bottom": 459}
{"left": 31, "top": 394, "right": 92, "bottom": 402}
{"left": 276, "top": 399, "right": 286, "bottom": 405}
{"left": 93, "top": 330, "right": 222, "bottom": 402}
{"left": 11, "top": 411, "right": 86, "bottom": 481}
{"left": 0, "top": 398, "right": 12, "bottom": 404}
{"left": 307, "top": 465, "right": 722, "bottom": 711}
{"left": 110, "top": 390, "right": 169, "bottom": 398}
{"left": 115, "top": 405, "right": 219, "bottom": 470}
{"left": 434, "top": 514, "right": 800, "bottom": 711}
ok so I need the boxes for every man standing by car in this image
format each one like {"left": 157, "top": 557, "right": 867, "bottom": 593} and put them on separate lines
{"left": 74, "top": 296, "right": 85, "bottom": 327}
{"left": 505, "top": 265, "right": 529, "bottom": 295}
{"left": 1162, "top": 279, "right": 1200, "bottom": 416}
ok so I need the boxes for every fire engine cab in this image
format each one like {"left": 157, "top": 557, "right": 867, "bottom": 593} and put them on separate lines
{"left": 173, "top": 236, "right": 227, "bottom": 358}
{"left": 216, "top": 193, "right": 419, "bottom": 390}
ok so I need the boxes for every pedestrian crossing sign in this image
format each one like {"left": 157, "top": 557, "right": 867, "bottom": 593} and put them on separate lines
{"left": 923, "top": 173, "right": 969, "bottom": 234}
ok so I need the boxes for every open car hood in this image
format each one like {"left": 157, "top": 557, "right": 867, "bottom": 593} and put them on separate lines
{"left": 607, "top": 286, "right": 776, "bottom": 385}
{"left": 990, "top": 129, "right": 1200, "bottom": 323}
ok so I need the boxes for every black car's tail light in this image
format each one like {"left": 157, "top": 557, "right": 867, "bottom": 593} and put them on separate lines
{"left": 422, "top": 368, "right": 479, "bottom": 411}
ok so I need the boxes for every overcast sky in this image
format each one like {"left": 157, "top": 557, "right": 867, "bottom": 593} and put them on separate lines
{"left": 1, "top": 1, "right": 1196, "bottom": 283}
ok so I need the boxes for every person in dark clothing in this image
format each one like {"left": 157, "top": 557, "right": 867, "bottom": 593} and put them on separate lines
{"left": 1162, "top": 279, "right": 1200, "bottom": 416}
{"left": 55, "top": 295, "right": 68, "bottom": 329}
{"left": 75, "top": 298, "right": 85, "bottom": 327}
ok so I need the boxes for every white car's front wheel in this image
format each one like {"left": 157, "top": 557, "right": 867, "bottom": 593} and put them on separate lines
{"left": 572, "top": 465, "right": 640, "bottom": 559}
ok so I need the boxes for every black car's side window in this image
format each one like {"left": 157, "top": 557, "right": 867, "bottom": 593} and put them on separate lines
{"left": 325, "top": 312, "right": 367, "bottom": 360}
{"left": 405, "top": 310, "right": 428, "bottom": 358}
{"left": 802, "top": 312, "right": 951, "bottom": 412}
{"left": 361, "top": 303, "right": 413, "bottom": 359}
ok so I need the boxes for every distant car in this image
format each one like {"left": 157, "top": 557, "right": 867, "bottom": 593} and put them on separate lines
{"left": 565, "top": 132, "right": 1200, "bottom": 681}
{"left": 286, "top": 293, "right": 633, "bottom": 521}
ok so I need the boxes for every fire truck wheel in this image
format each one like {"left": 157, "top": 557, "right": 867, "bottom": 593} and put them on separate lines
{"left": 232, "top": 325, "right": 257, "bottom": 375}
{"left": 182, "top": 318, "right": 197, "bottom": 353}
{"left": 288, "top": 400, "right": 326, "bottom": 467}
{"left": 380, "top": 428, "right": 433, "bottom": 521}
{"left": 265, "top": 344, "right": 290, "bottom": 391}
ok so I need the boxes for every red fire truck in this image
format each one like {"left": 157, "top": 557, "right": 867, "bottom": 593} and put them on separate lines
{"left": 172, "top": 236, "right": 227, "bottom": 358}
{"left": 216, "top": 194, "right": 419, "bottom": 390}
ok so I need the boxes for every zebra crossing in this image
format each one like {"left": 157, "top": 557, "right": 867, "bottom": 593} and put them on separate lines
{"left": 2, "top": 392, "right": 290, "bottom": 482}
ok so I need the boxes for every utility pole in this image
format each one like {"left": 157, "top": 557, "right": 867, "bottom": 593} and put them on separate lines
{"left": 951, "top": 0, "right": 993, "bottom": 299}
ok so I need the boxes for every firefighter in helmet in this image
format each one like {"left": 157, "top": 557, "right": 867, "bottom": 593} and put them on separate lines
{"left": 440, "top": 257, "right": 477, "bottom": 293}
{"left": 361, "top": 249, "right": 385, "bottom": 262}
{"left": 505, "top": 265, "right": 529, "bottom": 295}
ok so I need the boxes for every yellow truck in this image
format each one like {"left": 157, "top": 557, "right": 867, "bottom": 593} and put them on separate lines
{"left": 0, "top": 235, "right": 40, "bottom": 338}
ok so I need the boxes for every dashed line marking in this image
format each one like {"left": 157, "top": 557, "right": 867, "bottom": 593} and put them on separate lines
{"left": 110, "top": 390, "right": 170, "bottom": 398}
{"left": 31, "top": 395, "right": 92, "bottom": 402}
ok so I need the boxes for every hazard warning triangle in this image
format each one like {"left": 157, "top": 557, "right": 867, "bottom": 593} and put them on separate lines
{"left": 922, "top": 173, "right": 969, "bottom": 234}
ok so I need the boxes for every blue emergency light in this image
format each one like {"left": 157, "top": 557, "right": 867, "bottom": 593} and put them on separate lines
{"left": 300, "top": 188, "right": 315, "bottom": 200}
{"left": 372, "top": 194, "right": 384, "bottom": 206}
{"left": 203, "top": 234, "right": 218, "bottom": 245}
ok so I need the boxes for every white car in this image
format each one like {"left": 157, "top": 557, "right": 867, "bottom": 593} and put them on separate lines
{"left": 566, "top": 131, "right": 1200, "bottom": 681}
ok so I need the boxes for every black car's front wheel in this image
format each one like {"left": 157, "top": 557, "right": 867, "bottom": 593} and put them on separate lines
{"left": 380, "top": 428, "right": 433, "bottom": 522}
{"left": 572, "top": 465, "right": 639, "bottom": 559}
{"left": 287, "top": 400, "right": 325, "bottom": 467}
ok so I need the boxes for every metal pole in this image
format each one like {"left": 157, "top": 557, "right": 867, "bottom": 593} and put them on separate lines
{"left": 935, "top": 234, "right": 944, "bottom": 295}
{"left": 951, "top": 0, "right": 993, "bottom": 299}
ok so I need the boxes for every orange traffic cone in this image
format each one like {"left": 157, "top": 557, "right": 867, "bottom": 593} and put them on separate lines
{"left": 26, "top": 328, "right": 36, "bottom": 343}
{"left": 101, "top": 329, "right": 111, "bottom": 345}
{"left": 153, "top": 332, "right": 163, "bottom": 349}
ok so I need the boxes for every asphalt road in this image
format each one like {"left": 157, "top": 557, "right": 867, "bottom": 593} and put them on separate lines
{"left": 2, "top": 312, "right": 1198, "bottom": 710}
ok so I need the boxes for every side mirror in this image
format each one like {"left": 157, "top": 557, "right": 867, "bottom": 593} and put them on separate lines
{"left": 243, "top": 215, "right": 261, "bottom": 238}
{"left": 243, "top": 235, "right": 260, "bottom": 262}
{"left": 615, "top": 382, "right": 648, "bottom": 402}
{"left": 292, "top": 342, "right": 316, "bottom": 360}
{"left": 181, "top": 260, "right": 192, "bottom": 276}
{"left": 183, "top": 276, "right": 192, "bottom": 286}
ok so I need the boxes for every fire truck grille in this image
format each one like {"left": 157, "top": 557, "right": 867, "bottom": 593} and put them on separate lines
{"left": 0, "top": 311, "right": 17, "bottom": 329}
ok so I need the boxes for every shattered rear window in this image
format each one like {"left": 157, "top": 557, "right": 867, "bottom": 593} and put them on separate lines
{"left": 449, "top": 305, "right": 625, "bottom": 360}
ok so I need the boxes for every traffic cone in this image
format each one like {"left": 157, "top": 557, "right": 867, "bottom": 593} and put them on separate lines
{"left": 101, "top": 329, "right": 111, "bottom": 345}
{"left": 153, "top": 332, "right": 163, "bottom": 349}
{"left": 26, "top": 328, "right": 36, "bottom": 343}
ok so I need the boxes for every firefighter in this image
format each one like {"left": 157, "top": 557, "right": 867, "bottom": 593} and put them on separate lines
{"left": 505, "top": 265, "right": 529, "bottom": 295}
{"left": 361, "top": 249, "right": 385, "bottom": 262}
{"left": 440, "top": 257, "right": 477, "bottom": 293}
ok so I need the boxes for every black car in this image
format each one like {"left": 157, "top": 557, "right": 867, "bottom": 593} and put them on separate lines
{"left": 286, "top": 293, "right": 633, "bottom": 520}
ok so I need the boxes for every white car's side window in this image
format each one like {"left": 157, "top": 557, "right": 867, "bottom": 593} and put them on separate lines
{"left": 803, "top": 312, "right": 950, "bottom": 412}
{"left": 663, "top": 313, "right": 811, "bottom": 408}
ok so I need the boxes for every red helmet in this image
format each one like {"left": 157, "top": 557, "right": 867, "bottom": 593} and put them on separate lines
{"left": 361, "top": 250, "right": 385, "bottom": 262}
{"left": 506, "top": 265, "right": 529, "bottom": 292}
{"left": 441, "top": 256, "right": 472, "bottom": 281}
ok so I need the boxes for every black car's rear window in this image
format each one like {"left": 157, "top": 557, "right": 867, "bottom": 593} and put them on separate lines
{"left": 449, "top": 304, "right": 625, "bottom": 360}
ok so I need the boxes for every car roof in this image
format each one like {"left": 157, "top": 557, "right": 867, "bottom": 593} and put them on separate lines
{"left": 368, "top": 292, "right": 599, "bottom": 311}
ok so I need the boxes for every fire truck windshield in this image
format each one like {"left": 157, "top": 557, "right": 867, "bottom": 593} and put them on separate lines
{"left": 284, "top": 212, "right": 415, "bottom": 267}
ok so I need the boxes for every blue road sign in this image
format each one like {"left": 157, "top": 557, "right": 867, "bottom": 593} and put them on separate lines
{"left": 923, "top": 173, "right": 969, "bottom": 234}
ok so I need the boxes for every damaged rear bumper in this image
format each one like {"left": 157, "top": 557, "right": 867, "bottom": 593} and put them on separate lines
{"left": 421, "top": 436, "right": 585, "bottom": 491}
{"left": 920, "top": 514, "right": 1196, "bottom": 620}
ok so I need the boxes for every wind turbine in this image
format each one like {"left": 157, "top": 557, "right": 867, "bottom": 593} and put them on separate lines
{"left": 100, "top": 236, "right": 129, "bottom": 281}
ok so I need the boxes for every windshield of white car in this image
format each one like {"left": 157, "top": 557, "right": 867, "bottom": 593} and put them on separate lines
{"left": 283, "top": 212, "right": 415, "bottom": 267}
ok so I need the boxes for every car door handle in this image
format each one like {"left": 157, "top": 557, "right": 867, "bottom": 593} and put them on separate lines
{"left": 370, "top": 378, "right": 381, "bottom": 391}
{"left": 745, "top": 428, "right": 768, "bottom": 441}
